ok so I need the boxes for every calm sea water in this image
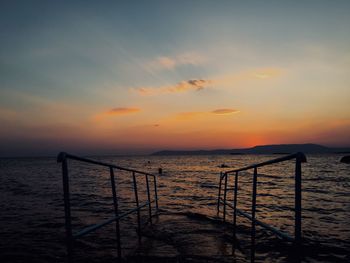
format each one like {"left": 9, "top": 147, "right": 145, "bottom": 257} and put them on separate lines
{"left": 0, "top": 154, "right": 349, "bottom": 262}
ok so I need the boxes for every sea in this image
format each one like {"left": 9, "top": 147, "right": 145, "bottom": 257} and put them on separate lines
{"left": 0, "top": 154, "right": 349, "bottom": 262}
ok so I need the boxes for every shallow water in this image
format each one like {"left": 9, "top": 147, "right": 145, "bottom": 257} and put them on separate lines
{"left": 0, "top": 154, "right": 349, "bottom": 262}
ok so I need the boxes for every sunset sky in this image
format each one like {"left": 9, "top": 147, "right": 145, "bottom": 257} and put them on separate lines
{"left": 1, "top": 1, "right": 350, "bottom": 156}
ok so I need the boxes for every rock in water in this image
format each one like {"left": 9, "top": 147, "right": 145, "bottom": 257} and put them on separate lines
{"left": 340, "top": 155, "right": 350, "bottom": 163}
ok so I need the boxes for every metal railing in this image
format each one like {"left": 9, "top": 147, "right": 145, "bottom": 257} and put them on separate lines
{"left": 57, "top": 152, "right": 159, "bottom": 261}
{"left": 217, "top": 152, "right": 307, "bottom": 262}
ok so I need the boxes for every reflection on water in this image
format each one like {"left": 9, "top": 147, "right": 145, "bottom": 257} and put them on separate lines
{"left": 0, "top": 154, "right": 349, "bottom": 262}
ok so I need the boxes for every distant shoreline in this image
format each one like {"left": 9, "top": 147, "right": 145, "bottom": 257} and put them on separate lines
{"left": 1, "top": 143, "right": 350, "bottom": 158}
{"left": 151, "top": 143, "right": 350, "bottom": 156}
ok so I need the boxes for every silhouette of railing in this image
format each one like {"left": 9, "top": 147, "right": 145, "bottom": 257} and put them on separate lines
{"left": 217, "top": 152, "right": 307, "bottom": 262}
{"left": 57, "top": 152, "right": 159, "bottom": 262}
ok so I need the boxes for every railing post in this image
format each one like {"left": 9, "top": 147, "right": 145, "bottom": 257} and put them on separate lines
{"left": 233, "top": 171, "right": 238, "bottom": 238}
{"left": 145, "top": 174, "right": 153, "bottom": 224}
{"left": 295, "top": 154, "right": 302, "bottom": 256}
{"left": 153, "top": 176, "right": 159, "bottom": 213}
{"left": 223, "top": 173, "right": 228, "bottom": 222}
{"left": 251, "top": 167, "right": 258, "bottom": 263}
{"left": 132, "top": 172, "right": 141, "bottom": 243}
{"left": 217, "top": 172, "right": 223, "bottom": 216}
{"left": 215, "top": 153, "right": 305, "bottom": 261}
{"left": 60, "top": 154, "right": 73, "bottom": 262}
{"left": 109, "top": 167, "right": 121, "bottom": 259}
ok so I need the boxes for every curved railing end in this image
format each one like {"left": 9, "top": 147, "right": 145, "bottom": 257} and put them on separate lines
{"left": 296, "top": 152, "right": 307, "bottom": 163}
{"left": 57, "top": 152, "right": 67, "bottom": 163}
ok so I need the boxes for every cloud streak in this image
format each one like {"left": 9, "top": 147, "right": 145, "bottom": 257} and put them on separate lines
{"left": 149, "top": 52, "right": 206, "bottom": 70}
{"left": 134, "top": 79, "right": 211, "bottom": 96}
{"left": 217, "top": 68, "right": 283, "bottom": 87}
{"left": 106, "top": 107, "right": 141, "bottom": 115}
{"left": 94, "top": 107, "right": 141, "bottom": 121}
{"left": 211, "top": 109, "right": 240, "bottom": 115}
{"left": 132, "top": 67, "right": 281, "bottom": 97}
{"left": 176, "top": 108, "right": 240, "bottom": 120}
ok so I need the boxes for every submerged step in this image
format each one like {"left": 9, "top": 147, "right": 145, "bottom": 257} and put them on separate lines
{"left": 126, "top": 212, "right": 247, "bottom": 262}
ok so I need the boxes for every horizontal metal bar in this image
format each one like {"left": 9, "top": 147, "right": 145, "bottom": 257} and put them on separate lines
{"left": 73, "top": 199, "right": 157, "bottom": 239}
{"left": 224, "top": 152, "right": 306, "bottom": 175}
{"left": 220, "top": 200, "right": 294, "bottom": 241}
{"left": 57, "top": 152, "right": 156, "bottom": 177}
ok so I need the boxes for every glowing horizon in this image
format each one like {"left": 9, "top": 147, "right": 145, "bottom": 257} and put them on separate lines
{"left": 0, "top": 1, "right": 350, "bottom": 156}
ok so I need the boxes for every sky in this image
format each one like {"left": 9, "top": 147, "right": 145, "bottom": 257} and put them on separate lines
{"left": 0, "top": 1, "right": 350, "bottom": 156}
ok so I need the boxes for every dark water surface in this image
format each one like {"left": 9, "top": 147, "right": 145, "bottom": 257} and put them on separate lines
{"left": 0, "top": 154, "right": 349, "bottom": 262}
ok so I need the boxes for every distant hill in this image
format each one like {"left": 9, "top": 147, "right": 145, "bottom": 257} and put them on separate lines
{"left": 151, "top": 144, "right": 350, "bottom": 156}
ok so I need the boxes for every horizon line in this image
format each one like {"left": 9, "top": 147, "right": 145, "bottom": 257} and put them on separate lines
{"left": 1, "top": 143, "right": 350, "bottom": 159}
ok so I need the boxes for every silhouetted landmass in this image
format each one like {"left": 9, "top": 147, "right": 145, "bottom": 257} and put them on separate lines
{"left": 151, "top": 144, "right": 350, "bottom": 156}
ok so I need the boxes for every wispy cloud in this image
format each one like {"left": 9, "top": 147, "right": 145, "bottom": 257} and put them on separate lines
{"left": 106, "top": 107, "right": 141, "bottom": 115}
{"left": 155, "top": 56, "right": 176, "bottom": 69}
{"left": 176, "top": 108, "right": 240, "bottom": 120}
{"left": 132, "top": 67, "right": 281, "bottom": 96}
{"left": 133, "top": 79, "right": 211, "bottom": 96}
{"left": 148, "top": 52, "right": 206, "bottom": 70}
{"left": 211, "top": 109, "right": 240, "bottom": 115}
{"left": 253, "top": 68, "right": 281, "bottom": 79}
{"left": 217, "top": 68, "right": 283, "bottom": 86}
{"left": 94, "top": 107, "right": 141, "bottom": 121}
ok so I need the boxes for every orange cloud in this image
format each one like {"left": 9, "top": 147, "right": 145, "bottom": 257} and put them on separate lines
{"left": 133, "top": 67, "right": 281, "bottom": 96}
{"left": 107, "top": 107, "right": 140, "bottom": 115}
{"left": 216, "top": 68, "right": 283, "bottom": 87}
{"left": 176, "top": 108, "right": 240, "bottom": 120}
{"left": 211, "top": 109, "right": 240, "bottom": 115}
{"left": 94, "top": 107, "right": 141, "bottom": 121}
{"left": 133, "top": 79, "right": 211, "bottom": 96}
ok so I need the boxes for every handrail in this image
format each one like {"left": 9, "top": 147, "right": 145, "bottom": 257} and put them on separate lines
{"left": 217, "top": 152, "right": 306, "bottom": 262}
{"left": 220, "top": 200, "right": 294, "bottom": 241}
{"left": 57, "top": 152, "right": 159, "bottom": 262}
{"left": 57, "top": 152, "right": 156, "bottom": 177}
{"left": 73, "top": 200, "right": 157, "bottom": 238}
{"left": 223, "top": 152, "right": 306, "bottom": 174}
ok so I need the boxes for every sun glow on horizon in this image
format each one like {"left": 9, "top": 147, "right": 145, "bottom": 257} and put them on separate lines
{"left": 0, "top": 1, "right": 349, "bottom": 156}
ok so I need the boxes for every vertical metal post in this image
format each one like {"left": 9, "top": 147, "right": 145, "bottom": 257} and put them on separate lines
{"left": 295, "top": 155, "right": 302, "bottom": 253}
{"left": 217, "top": 172, "right": 223, "bottom": 216}
{"left": 153, "top": 176, "right": 159, "bottom": 213}
{"left": 132, "top": 172, "right": 141, "bottom": 243}
{"left": 145, "top": 174, "right": 153, "bottom": 224}
{"left": 61, "top": 156, "right": 73, "bottom": 262}
{"left": 110, "top": 167, "right": 121, "bottom": 259}
{"left": 233, "top": 171, "right": 239, "bottom": 237}
{"left": 223, "top": 173, "right": 228, "bottom": 222}
{"left": 251, "top": 167, "right": 258, "bottom": 263}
